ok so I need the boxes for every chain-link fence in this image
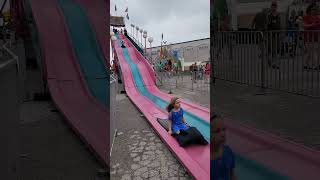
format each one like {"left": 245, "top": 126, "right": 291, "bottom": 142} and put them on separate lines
{"left": 213, "top": 30, "right": 320, "bottom": 97}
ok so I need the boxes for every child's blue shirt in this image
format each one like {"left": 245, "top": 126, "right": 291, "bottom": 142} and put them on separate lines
{"left": 169, "top": 108, "right": 189, "bottom": 134}
{"left": 211, "top": 145, "right": 235, "bottom": 180}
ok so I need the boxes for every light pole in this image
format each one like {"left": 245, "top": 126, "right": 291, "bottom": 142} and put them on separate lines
{"left": 135, "top": 26, "right": 139, "bottom": 41}
{"left": 148, "top": 37, "right": 153, "bottom": 63}
{"left": 163, "top": 41, "right": 167, "bottom": 58}
{"left": 139, "top": 29, "right": 143, "bottom": 46}
{"left": 143, "top": 30, "right": 147, "bottom": 58}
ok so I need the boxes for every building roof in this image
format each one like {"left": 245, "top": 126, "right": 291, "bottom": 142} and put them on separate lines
{"left": 147, "top": 38, "right": 210, "bottom": 49}
{"left": 110, "top": 16, "right": 125, "bottom": 27}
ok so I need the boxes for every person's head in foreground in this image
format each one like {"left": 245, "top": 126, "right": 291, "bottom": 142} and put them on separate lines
{"left": 211, "top": 114, "right": 236, "bottom": 180}
{"left": 167, "top": 97, "right": 180, "bottom": 112}
{"left": 211, "top": 114, "right": 226, "bottom": 150}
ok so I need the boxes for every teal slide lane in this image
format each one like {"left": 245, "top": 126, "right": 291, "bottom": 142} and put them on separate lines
{"left": 58, "top": 0, "right": 108, "bottom": 107}
{"left": 116, "top": 34, "right": 210, "bottom": 142}
{"left": 235, "top": 154, "right": 289, "bottom": 180}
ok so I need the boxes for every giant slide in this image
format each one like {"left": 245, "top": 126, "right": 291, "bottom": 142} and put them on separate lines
{"left": 28, "top": 0, "right": 108, "bottom": 167}
{"left": 113, "top": 33, "right": 210, "bottom": 179}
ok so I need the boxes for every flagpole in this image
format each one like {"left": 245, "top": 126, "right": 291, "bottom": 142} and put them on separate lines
{"left": 160, "top": 41, "right": 162, "bottom": 59}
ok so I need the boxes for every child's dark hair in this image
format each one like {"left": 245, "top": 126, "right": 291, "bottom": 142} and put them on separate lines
{"left": 167, "top": 97, "right": 179, "bottom": 112}
{"left": 211, "top": 113, "right": 221, "bottom": 122}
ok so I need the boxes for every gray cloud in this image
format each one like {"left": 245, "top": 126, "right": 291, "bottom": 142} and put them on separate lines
{"left": 111, "top": 0, "right": 210, "bottom": 47}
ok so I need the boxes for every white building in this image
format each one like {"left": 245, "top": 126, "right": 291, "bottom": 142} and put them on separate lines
{"left": 146, "top": 38, "right": 210, "bottom": 70}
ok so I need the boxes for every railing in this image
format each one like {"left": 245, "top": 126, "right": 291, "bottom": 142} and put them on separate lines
{"left": 126, "top": 33, "right": 144, "bottom": 54}
{"left": 156, "top": 70, "right": 210, "bottom": 92}
{"left": 213, "top": 30, "right": 320, "bottom": 97}
{"left": 110, "top": 74, "right": 118, "bottom": 157}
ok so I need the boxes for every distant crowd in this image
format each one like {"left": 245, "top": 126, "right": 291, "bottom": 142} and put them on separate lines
{"left": 215, "top": 1, "right": 320, "bottom": 32}
{"left": 252, "top": 1, "right": 320, "bottom": 31}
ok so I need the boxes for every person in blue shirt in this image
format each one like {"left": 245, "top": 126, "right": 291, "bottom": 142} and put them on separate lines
{"left": 211, "top": 114, "right": 236, "bottom": 180}
{"left": 166, "top": 97, "right": 189, "bottom": 135}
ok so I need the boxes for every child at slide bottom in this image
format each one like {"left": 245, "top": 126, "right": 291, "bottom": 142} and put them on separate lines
{"left": 211, "top": 114, "right": 237, "bottom": 180}
{"left": 166, "top": 97, "right": 189, "bottom": 135}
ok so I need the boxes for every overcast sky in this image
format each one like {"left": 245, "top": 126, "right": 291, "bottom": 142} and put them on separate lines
{"left": 110, "top": 0, "right": 210, "bottom": 47}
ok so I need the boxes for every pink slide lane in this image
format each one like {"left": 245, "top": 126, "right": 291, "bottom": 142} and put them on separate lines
{"left": 29, "top": 0, "right": 108, "bottom": 167}
{"left": 225, "top": 119, "right": 320, "bottom": 179}
{"left": 113, "top": 39, "right": 210, "bottom": 179}
{"left": 119, "top": 33, "right": 210, "bottom": 121}
{"left": 73, "top": 0, "right": 109, "bottom": 65}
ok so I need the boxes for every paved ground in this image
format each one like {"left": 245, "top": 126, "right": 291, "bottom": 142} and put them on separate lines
{"left": 19, "top": 101, "right": 107, "bottom": 180}
{"left": 14, "top": 40, "right": 107, "bottom": 179}
{"left": 213, "top": 79, "right": 320, "bottom": 150}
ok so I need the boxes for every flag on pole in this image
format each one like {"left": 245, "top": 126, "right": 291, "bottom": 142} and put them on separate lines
{"left": 161, "top": 33, "right": 163, "bottom": 40}
{"left": 115, "top": 5, "right": 117, "bottom": 11}
{"left": 126, "top": 13, "right": 129, "bottom": 20}
{"left": 125, "top": 7, "right": 128, "bottom": 12}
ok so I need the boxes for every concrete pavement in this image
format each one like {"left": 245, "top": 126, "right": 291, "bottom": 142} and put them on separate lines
{"left": 213, "top": 79, "right": 320, "bottom": 150}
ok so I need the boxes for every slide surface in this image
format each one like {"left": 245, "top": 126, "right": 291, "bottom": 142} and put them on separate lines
{"left": 225, "top": 119, "right": 320, "bottom": 179}
{"left": 29, "top": 0, "right": 108, "bottom": 167}
{"left": 113, "top": 33, "right": 210, "bottom": 179}
{"left": 58, "top": 0, "right": 108, "bottom": 106}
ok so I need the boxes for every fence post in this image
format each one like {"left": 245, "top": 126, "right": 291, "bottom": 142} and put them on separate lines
{"left": 192, "top": 71, "right": 194, "bottom": 91}
{"left": 258, "top": 31, "right": 266, "bottom": 95}
{"left": 176, "top": 74, "right": 178, "bottom": 88}
{"left": 168, "top": 71, "right": 173, "bottom": 94}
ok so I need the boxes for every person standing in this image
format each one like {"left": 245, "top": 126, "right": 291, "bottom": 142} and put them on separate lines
{"left": 124, "top": 28, "right": 127, "bottom": 36}
{"left": 288, "top": 10, "right": 298, "bottom": 56}
{"left": 251, "top": 9, "right": 268, "bottom": 31}
{"left": 267, "top": 1, "right": 281, "bottom": 68}
{"left": 205, "top": 62, "right": 210, "bottom": 83}
{"left": 303, "top": 3, "right": 320, "bottom": 70}
{"left": 267, "top": 1, "right": 281, "bottom": 31}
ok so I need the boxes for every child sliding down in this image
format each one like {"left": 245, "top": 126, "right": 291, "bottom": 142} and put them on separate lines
{"left": 166, "top": 97, "right": 208, "bottom": 147}
{"left": 166, "top": 97, "right": 189, "bottom": 135}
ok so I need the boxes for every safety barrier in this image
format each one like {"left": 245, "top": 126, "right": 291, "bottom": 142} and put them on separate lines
{"left": 126, "top": 33, "right": 144, "bottom": 55}
{"left": 213, "top": 30, "right": 320, "bottom": 97}
{"left": 156, "top": 70, "right": 210, "bottom": 92}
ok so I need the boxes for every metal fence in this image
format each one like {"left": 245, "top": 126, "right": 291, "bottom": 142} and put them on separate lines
{"left": 110, "top": 74, "right": 118, "bottom": 157}
{"left": 156, "top": 70, "right": 210, "bottom": 92}
{"left": 213, "top": 30, "right": 320, "bottom": 97}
